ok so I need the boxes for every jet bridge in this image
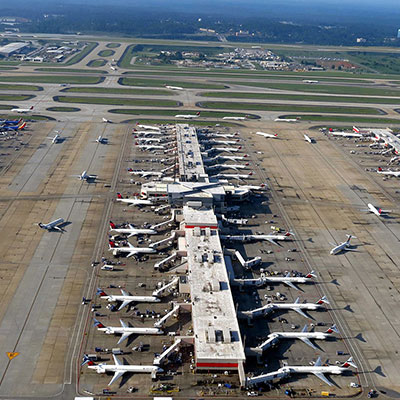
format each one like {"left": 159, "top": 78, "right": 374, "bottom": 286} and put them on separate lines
{"left": 150, "top": 231, "right": 177, "bottom": 249}
{"left": 154, "top": 303, "right": 181, "bottom": 328}
{"left": 246, "top": 369, "right": 288, "bottom": 387}
{"left": 153, "top": 338, "right": 182, "bottom": 365}
{"left": 234, "top": 250, "right": 262, "bottom": 269}
{"left": 152, "top": 277, "right": 179, "bottom": 297}
{"left": 151, "top": 209, "right": 176, "bottom": 231}
{"left": 154, "top": 252, "right": 178, "bottom": 270}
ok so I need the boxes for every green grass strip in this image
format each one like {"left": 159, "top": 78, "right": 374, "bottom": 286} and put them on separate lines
{"left": 54, "top": 96, "right": 180, "bottom": 107}
{"left": 281, "top": 114, "right": 400, "bottom": 124}
{"left": 119, "top": 77, "right": 226, "bottom": 90}
{"left": 63, "top": 86, "right": 173, "bottom": 96}
{"left": 0, "top": 75, "right": 103, "bottom": 84}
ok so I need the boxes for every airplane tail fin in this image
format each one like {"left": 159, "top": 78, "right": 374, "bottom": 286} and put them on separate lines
{"left": 81, "top": 354, "right": 94, "bottom": 366}
{"left": 274, "top": 133, "right": 278, "bottom": 137}
{"left": 284, "top": 231, "right": 292, "bottom": 237}
{"left": 94, "top": 318, "right": 106, "bottom": 329}
{"left": 378, "top": 208, "right": 382, "bottom": 215}
{"left": 117, "top": 192, "right": 123, "bottom": 199}
{"left": 326, "top": 324, "right": 339, "bottom": 334}
{"left": 18, "top": 122, "right": 27, "bottom": 130}
{"left": 306, "top": 270, "right": 317, "bottom": 279}
{"left": 238, "top": 146, "right": 242, "bottom": 149}
{"left": 353, "top": 126, "right": 360, "bottom": 133}
{"left": 244, "top": 154, "right": 248, "bottom": 157}
{"left": 29, "top": 106, "right": 34, "bottom": 110}
{"left": 378, "top": 167, "right": 383, "bottom": 171}
{"left": 345, "top": 234, "right": 355, "bottom": 243}
{"left": 109, "top": 240, "right": 116, "bottom": 248}
{"left": 342, "top": 356, "right": 357, "bottom": 369}
{"left": 317, "top": 295, "right": 329, "bottom": 305}
{"left": 96, "top": 288, "right": 107, "bottom": 296}
{"left": 196, "top": 112, "right": 201, "bottom": 116}
{"left": 109, "top": 221, "right": 116, "bottom": 229}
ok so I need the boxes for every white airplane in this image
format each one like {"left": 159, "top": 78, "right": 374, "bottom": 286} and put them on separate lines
{"left": 304, "top": 134, "right": 313, "bottom": 143}
{"left": 47, "top": 133, "right": 61, "bottom": 144}
{"left": 243, "top": 296, "right": 329, "bottom": 319}
{"left": 136, "top": 124, "right": 160, "bottom": 131}
{"left": 222, "top": 231, "right": 293, "bottom": 246}
{"left": 137, "top": 144, "right": 165, "bottom": 151}
{"left": 234, "top": 271, "right": 316, "bottom": 291}
{"left": 377, "top": 167, "right": 400, "bottom": 177}
{"left": 127, "top": 169, "right": 163, "bottom": 178}
{"left": 116, "top": 193, "right": 153, "bottom": 206}
{"left": 94, "top": 318, "right": 163, "bottom": 344}
{"left": 137, "top": 137, "right": 161, "bottom": 143}
{"left": 38, "top": 218, "right": 65, "bottom": 232}
{"left": 203, "top": 154, "right": 248, "bottom": 163}
{"left": 256, "top": 132, "right": 278, "bottom": 139}
{"left": 97, "top": 288, "right": 160, "bottom": 311}
{"left": 213, "top": 146, "right": 242, "bottom": 153}
{"left": 174, "top": 112, "right": 200, "bottom": 119}
{"left": 330, "top": 234, "right": 356, "bottom": 255}
{"left": 102, "top": 117, "right": 111, "bottom": 123}
{"left": 361, "top": 203, "right": 391, "bottom": 217}
{"left": 109, "top": 221, "right": 157, "bottom": 237}
{"left": 202, "top": 133, "right": 238, "bottom": 139}
{"left": 274, "top": 118, "right": 298, "bottom": 122}
{"left": 214, "top": 172, "right": 253, "bottom": 180}
{"left": 279, "top": 356, "right": 356, "bottom": 386}
{"left": 222, "top": 116, "right": 247, "bottom": 120}
{"left": 135, "top": 130, "right": 164, "bottom": 137}
{"left": 303, "top": 80, "right": 319, "bottom": 84}
{"left": 86, "top": 354, "right": 163, "bottom": 386}
{"left": 207, "top": 163, "right": 249, "bottom": 172}
{"left": 72, "top": 170, "right": 97, "bottom": 182}
{"left": 330, "top": 131, "right": 363, "bottom": 138}
{"left": 108, "top": 241, "right": 157, "bottom": 258}
{"left": 96, "top": 135, "right": 108, "bottom": 144}
{"left": 206, "top": 139, "right": 240, "bottom": 145}
{"left": 11, "top": 105, "right": 34, "bottom": 113}
{"left": 166, "top": 85, "right": 183, "bottom": 90}
{"left": 239, "top": 183, "right": 268, "bottom": 191}
{"left": 259, "top": 324, "right": 339, "bottom": 351}
{"left": 221, "top": 215, "right": 248, "bottom": 225}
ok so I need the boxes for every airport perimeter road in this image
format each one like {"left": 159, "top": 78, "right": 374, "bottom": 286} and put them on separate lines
{"left": 0, "top": 119, "right": 127, "bottom": 398}
{"left": 245, "top": 123, "right": 400, "bottom": 394}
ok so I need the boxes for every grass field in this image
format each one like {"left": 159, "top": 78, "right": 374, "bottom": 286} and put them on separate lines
{"left": 233, "top": 81, "right": 400, "bottom": 96}
{"left": 35, "top": 67, "right": 108, "bottom": 74}
{"left": 54, "top": 96, "right": 180, "bottom": 107}
{"left": 63, "top": 86, "right": 174, "bottom": 96}
{"left": 108, "top": 108, "right": 258, "bottom": 118}
{"left": 119, "top": 77, "right": 226, "bottom": 90}
{"left": 98, "top": 49, "right": 115, "bottom": 57}
{"left": 199, "top": 91, "right": 400, "bottom": 105}
{"left": 124, "top": 118, "right": 238, "bottom": 127}
{"left": 280, "top": 114, "right": 400, "bottom": 124}
{"left": 0, "top": 114, "right": 54, "bottom": 121}
{"left": 106, "top": 43, "right": 120, "bottom": 48}
{"left": 46, "top": 106, "right": 80, "bottom": 112}
{"left": 0, "top": 94, "right": 35, "bottom": 102}
{"left": 64, "top": 42, "right": 98, "bottom": 66}
{"left": 0, "top": 105, "right": 14, "bottom": 110}
{"left": 87, "top": 59, "right": 107, "bottom": 67}
{"left": 199, "top": 101, "right": 384, "bottom": 115}
{"left": 0, "top": 75, "right": 103, "bottom": 85}
{"left": 0, "top": 66, "right": 17, "bottom": 70}
{"left": 0, "top": 83, "right": 42, "bottom": 91}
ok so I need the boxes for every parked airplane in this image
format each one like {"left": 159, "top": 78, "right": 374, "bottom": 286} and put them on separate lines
{"left": 166, "top": 85, "right": 183, "bottom": 90}
{"left": 213, "top": 146, "right": 242, "bottom": 153}
{"left": 243, "top": 296, "right": 329, "bottom": 319}
{"left": 94, "top": 318, "right": 163, "bottom": 344}
{"left": 279, "top": 356, "right": 356, "bottom": 386}
{"left": 47, "top": 133, "right": 61, "bottom": 144}
{"left": 0, "top": 118, "right": 22, "bottom": 125}
{"left": 174, "top": 112, "right": 200, "bottom": 119}
{"left": 116, "top": 193, "right": 153, "bottom": 206}
{"left": 109, "top": 241, "right": 157, "bottom": 258}
{"left": 86, "top": 354, "right": 163, "bottom": 386}
{"left": 304, "top": 134, "right": 314, "bottom": 143}
{"left": 377, "top": 167, "right": 400, "bottom": 177}
{"left": 214, "top": 172, "right": 252, "bottom": 180}
{"left": 96, "top": 135, "right": 108, "bottom": 144}
{"left": 102, "top": 117, "right": 111, "bottom": 123}
{"left": 207, "top": 139, "right": 240, "bottom": 145}
{"left": 222, "top": 231, "right": 293, "bottom": 246}
{"left": 72, "top": 170, "right": 97, "bottom": 182}
{"left": 97, "top": 288, "right": 160, "bottom": 311}
{"left": 330, "top": 234, "right": 356, "bottom": 255}
{"left": 233, "top": 271, "right": 316, "bottom": 291}
{"left": 247, "top": 356, "right": 356, "bottom": 387}
{"left": 109, "top": 221, "right": 157, "bottom": 237}
{"left": 137, "top": 137, "right": 161, "bottom": 143}
{"left": 361, "top": 203, "right": 391, "bottom": 217}
{"left": 256, "top": 132, "right": 278, "bottom": 138}
{"left": 222, "top": 116, "right": 247, "bottom": 120}
{"left": 239, "top": 183, "right": 268, "bottom": 191}
{"left": 11, "top": 106, "right": 33, "bottom": 113}
{"left": 207, "top": 163, "right": 249, "bottom": 172}
{"left": 38, "top": 218, "right": 65, "bottom": 232}
{"left": 127, "top": 169, "right": 163, "bottom": 178}
{"left": 330, "top": 131, "right": 363, "bottom": 138}
{"left": 0, "top": 121, "right": 26, "bottom": 132}
{"left": 137, "top": 144, "right": 165, "bottom": 151}
{"left": 136, "top": 124, "right": 160, "bottom": 131}
{"left": 302, "top": 80, "right": 319, "bottom": 84}
{"left": 258, "top": 324, "right": 339, "bottom": 351}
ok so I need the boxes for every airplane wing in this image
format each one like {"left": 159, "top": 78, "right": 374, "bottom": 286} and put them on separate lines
{"left": 313, "top": 372, "right": 333, "bottom": 386}
{"left": 118, "top": 300, "right": 132, "bottom": 311}
{"left": 283, "top": 281, "right": 300, "bottom": 291}
{"left": 117, "top": 332, "right": 132, "bottom": 345}
{"left": 300, "top": 337, "right": 318, "bottom": 350}
{"left": 127, "top": 250, "right": 138, "bottom": 258}
{"left": 120, "top": 289, "right": 129, "bottom": 296}
{"left": 265, "top": 237, "right": 280, "bottom": 247}
{"left": 293, "top": 308, "right": 310, "bottom": 319}
{"left": 120, "top": 319, "right": 128, "bottom": 328}
{"left": 88, "top": 174, "right": 97, "bottom": 179}
{"left": 108, "top": 370, "right": 125, "bottom": 386}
